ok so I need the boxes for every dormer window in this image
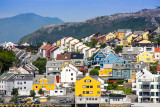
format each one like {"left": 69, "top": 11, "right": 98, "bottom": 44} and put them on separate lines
{"left": 65, "top": 56, "right": 67, "bottom": 59}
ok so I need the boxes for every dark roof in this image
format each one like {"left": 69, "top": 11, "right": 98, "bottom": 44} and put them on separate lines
{"left": 71, "top": 53, "right": 84, "bottom": 59}
{"left": 56, "top": 54, "right": 71, "bottom": 60}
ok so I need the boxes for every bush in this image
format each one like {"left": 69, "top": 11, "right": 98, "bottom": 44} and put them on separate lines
{"left": 9, "top": 99, "right": 17, "bottom": 102}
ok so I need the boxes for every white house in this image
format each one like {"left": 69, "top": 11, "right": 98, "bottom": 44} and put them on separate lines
{"left": 68, "top": 39, "right": 79, "bottom": 52}
{"left": 77, "top": 45, "right": 87, "bottom": 52}
{"left": 64, "top": 37, "right": 74, "bottom": 48}
{"left": 60, "top": 37, "right": 66, "bottom": 49}
{"left": 50, "top": 47, "right": 64, "bottom": 59}
{"left": 132, "top": 69, "right": 160, "bottom": 103}
{"left": 61, "top": 64, "right": 82, "bottom": 85}
{"left": 74, "top": 42, "right": 83, "bottom": 51}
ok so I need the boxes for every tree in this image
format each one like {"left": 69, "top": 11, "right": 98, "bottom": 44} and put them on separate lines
{"left": 11, "top": 88, "right": 18, "bottom": 98}
{"left": 0, "top": 49, "right": 16, "bottom": 73}
{"left": 38, "top": 88, "right": 44, "bottom": 95}
{"left": 32, "top": 57, "right": 47, "bottom": 74}
{"left": 114, "top": 46, "right": 122, "bottom": 54}
{"left": 30, "top": 90, "right": 36, "bottom": 99}
{"left": 89, "top": 69, "right": 99, "bottom": 76}
{"left": 100, "top": 43, "right": 107, "bottom": 49}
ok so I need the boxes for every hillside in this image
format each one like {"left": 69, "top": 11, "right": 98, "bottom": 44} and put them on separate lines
{"left": 20, "top": 8, "right": 160, "bottom": 45}
{"left": 0, "top": 13, "right": 64, "bottom": 43}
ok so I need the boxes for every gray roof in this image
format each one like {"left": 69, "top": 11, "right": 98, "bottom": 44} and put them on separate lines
{"left": 117, "top": 29, "right": 131, "bottom": 33}
{"left": 134, "top": 31, "right": 145, "bottom": 35}
{"left": 0, "top": 73, "right": 14, "bottom": 81}
{"left": 123, "top": 34, "right": 132, "bottom": 39}
{"left": 113, "top": 62, "right": 149, "bottom": 70}
{"left": 76, "top": 75, "right": 102, "bottom": 81}
{"left": 13, "top": 74, "right": 33, "bottom": 81}
{"left": 46, "top": 60, "right": 64, "bottom": 68}
{"left": 122, "top": 47, "right": 140, "bottom": 54}
{"left": 33, "top": 75, "right": 55, "bottom": 84}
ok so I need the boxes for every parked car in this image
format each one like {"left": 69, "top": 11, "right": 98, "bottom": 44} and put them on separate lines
{"left": 59, "top": 99, "right": 67, "bottom": 103}
{"left": 20, "top": 101, "right": 26, "bottom": 104}
{"left": 14, "top": 101, "right": 20, "bottom": 105}
{"left": 34, "top": 100, "right": 40, "bottom": 104}
{"left": 64, "top": 98, "right": 71, "bottom": 103}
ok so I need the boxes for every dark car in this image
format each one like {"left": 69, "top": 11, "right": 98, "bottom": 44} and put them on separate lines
{"left": 64, "top": 98, "right": 71, "bottom": 103}
{"left": 59, "top": 99, "right": 67, "bottom": 103}
{"left": 20, "top": 101, "right": 26, "bottom": 104}
{"left": 34, "top": 100, "right": 40, "bottom": 104}
{"left": 14, "top": 101, "right": 20, "bottom": 105}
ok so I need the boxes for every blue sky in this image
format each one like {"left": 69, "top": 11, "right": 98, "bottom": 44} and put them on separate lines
{"left": 0, "top": 0, "right": 158, "bottom": 22}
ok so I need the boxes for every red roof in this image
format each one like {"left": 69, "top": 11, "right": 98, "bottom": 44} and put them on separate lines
{"left": 155, "top": 47, "right": 160, "bottom": 52}
{"left": 157, "top": 67, "right": 160, "bottom": 71}
{"left": 56, "top": 54, "right": 71, "bottom": 60}
{"left": 41, "top": 43, "right": 51, "bottom": 50}
{"left": 46, "top": 46, "right": 55, "bottom": 58}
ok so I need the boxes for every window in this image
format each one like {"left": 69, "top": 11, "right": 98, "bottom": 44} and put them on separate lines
{"left": 90, "top": 91, "right": 93, "bottom": 94}
{"left": 97, "top": 85, "right": 100, "bottom": 88}
{"left": 71, "top": 73, "right": 73, "bottom": 76}
{"left": 88, "top": 80, "right": 91, "bottom": 82}
{"left": 55, "top": 91, "right": 58, "bottom": 93}
{"left": 86, "top": 98, "right": 88, "bottom": 100}
{"left": 90, "top": 85, "right": 93, "bottom": 88}
{"left": 71, "top": 78, "right": 73, "bottom": 80}
{"left": 146, "top": 58, "right": 150, "bottom": 61}
{"left": 69, "top": 69, "right": 71, "bottom": 71}
{"left": 86, "top": 85, "right": 89, "bottom": 88}
{"left": 42, "top": 86, "right": 45, "bottom": 88}
{"left": 95, "top": 98, "right": 97, "bottom": 100}
{"left": 86, "top": 91, "right": 89, "bottom": 94}
{"left": 84, "top": 80, "right": 87, "bottom": 82}
{"left": 35, "top": 86, "right": 38, "bottom": 88}
{"left": 66, "top": 69, "right": 68, "bottom": 71}
{"left": 60, "top": 91, "right": 63, "bottom": 93}
{"left": 24, "top": 82, "right": 26, "bottom": 84}
{"left": 49, "top": 86, "right": 52, "bottom": 88}
{"left": 17, "top": 82, "right": 19, "bottom": 84}
{"left": 24, "top": 87, "right": 26, "bottom": 89}
{"left": 48, "top": 68, "right": 53, "bottom": 71}
{"left": 83, "top": 91, "right": 85, "bottom": 94}
{"left": 97, "top": 91, "right": 100, "bottom": 94}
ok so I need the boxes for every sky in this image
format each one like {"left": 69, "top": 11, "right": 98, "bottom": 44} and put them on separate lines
{"left": 0, "top": 0, "right": 159, "bottom": 22}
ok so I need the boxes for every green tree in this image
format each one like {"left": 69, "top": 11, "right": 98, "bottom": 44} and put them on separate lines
{"left": 100, "top": 43, "right": 107, "bottom": 49}
{"left": 38, "top": 88, "right": 44, "bottom": 95}
{"left": 89, "top": 69, "right": 99, "bottom": 76}
{"left": 30, "top": 90, "right": 36, "bottom": 99}
{"left": 32, "top": 57, "right": 47, "bottom": 74}
{"left": 114, "top": 46, "right": 122, "bottom": 54}
{"left": 11, "top": 88, "right": 18, "bottom": 98}
{"left": 0, "top": 49, "right": 16, "bottom": 73}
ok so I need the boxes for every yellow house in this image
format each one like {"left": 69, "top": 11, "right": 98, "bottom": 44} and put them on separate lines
{"left": 137, "top": 52, "right": 155, "bottom": 63}
{"left": 105, "top": 32, "right": 116, "bottom": 40}
{"left": 99, "top": 68, "right": 112, "bottom": 77}
{"left": 75, "top": 76, "right": 101, "bottom": 97}
{"left": 33, "top": 75, "right": 56, "bottom": 96}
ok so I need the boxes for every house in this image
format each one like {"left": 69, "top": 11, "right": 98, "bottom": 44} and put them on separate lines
{"left": 152, "top": 27, "right": 160, "bottom": 38}
{"left": 68, "top": 39, "right": 79, "bottom": 52}
{"left": 105, "top": 32, "right": 116, "bottom": 41}
{"left": 75, "top": 76, "right": 101, "bottom": 97}
{"left": 70, "top": 53, "right": 84, "bottom": 68}
{"left": 56, "top": 40, "right": 60, "bottom": 47}
{"left": 94, "top": 51, "right": 106, "bottom": 64}
{"left": 81, "top": 47, "right": 90, "bottom": 57}
{"left": 137, "top": 51, "right": 155, "bottom": 63}
{"left": 0, "top": 42, "right": 15, "bottom": 50}
{"left": 74, "top": 42, "right": 83, "bottom": 52}
{"left": 46, "top": 60, "right": 64, "bottom": 76}
{"left": 100, "top": 52, "right": 128, "bottom": 68}
{"left": 12, "top": 74, "right": 33, "bottom": 96}
{"left": 38, "top": 43, "right": 51, "bottom": 58}
{"left": 50, "top": 47, "right": 64, "bottom": 59}
{"left": 64, "top": 37, "right": 74, "bottom": 48}
{"left": 91, "top": 33, "right": 101, "bottom": 42}
{"left": 46, "top": 45, "right": 55, "bottom": 59}
{"left": 123, "top": 34, "right": 135, "bottom": 46}
{"left": 85, "top": 48, "right": 97, "bottom": 58}
{"left": 60, "top": 37, "right": 66, "bottom": 49}
{"left": 0, "top": 73, "right": 14, "bottom": 95}
{"left": 154, "top": 47, "right": 160, "bottom": 60}
{"left": 96, "top": 35, "right": 106, "bottom": 43}
{"left": 134, "top": 40, "right": 158, "bottom": 47}
{"left": 132, "top": 69, "right": 160, "bottom": 103}
{"left": 61, "top": 64, "right": 83, "bottom": 86}
{"left": 121, "top": 47, "right": 141, "bottom": 62}
{"left": 33, "top": 75, "right": 56, "bottom": 96}
{"left": 56, "top": 53, "right": 71, "bottom": 66}
{"left": 53, "top": 88, "right": 66, "bottom": 96}
{"left": 115, "top": 29, "right": 132, "bottom": 40}
{"left": 82, "top": 34, "right": 95, "bottom": 43}
{"left": 77, "top": 45, "right": 87, "bottom": 52}
{"left": 106, "top": 38, "right": 121, "bottom": 48}
{"left": 99, "top": 64, "right": 113, "bottom": 77}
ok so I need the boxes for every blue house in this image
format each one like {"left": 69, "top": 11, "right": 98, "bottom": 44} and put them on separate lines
{"left": 94, "top": 51, "right": 106, "bottom": 63}
{"left": 111, "top": 63, "right": 131, "bottom": 79}
{"left": 100, "top": 52, "right": 128, "bottom": 68}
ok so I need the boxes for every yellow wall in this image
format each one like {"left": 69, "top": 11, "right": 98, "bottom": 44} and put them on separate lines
{"left": 117, "top": 32, "right": 125, "bottom": 40}
{"left": 142, "top": 32, "right": 149, "bottom": 40}
{"left": 127, "top": 34, "right": 135, "bottom": 44}
{"left": 99, "top": 68, "right": 112, "bottom": 77}
{"left": 106, "top": 33, "right": 116, "bottom": 40}
{"left": 137, "top": 52, "right": 155, "bottom": 63}
{"left": 56, "top": 40, "right": 60, "bottom": 47}
{"left": 33, "top": 78, "right": 55, "bottom": 91}
{"left": 75, "top": 76, "right": 101, "bottom": 97}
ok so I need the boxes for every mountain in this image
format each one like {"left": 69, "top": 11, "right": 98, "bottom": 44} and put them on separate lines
{"left": 20, "top": 8, "right": 160, "bottom": 45}
{"left": 0, "top": 13, "right": 64, "bottom": 43}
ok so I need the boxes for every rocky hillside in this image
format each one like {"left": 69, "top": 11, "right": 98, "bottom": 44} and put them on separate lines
{"left": 0, "top": 13, "right": 64, "bottom": 43}
{"left": 20, "top": 8, "right": 160, "bottom": 45}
